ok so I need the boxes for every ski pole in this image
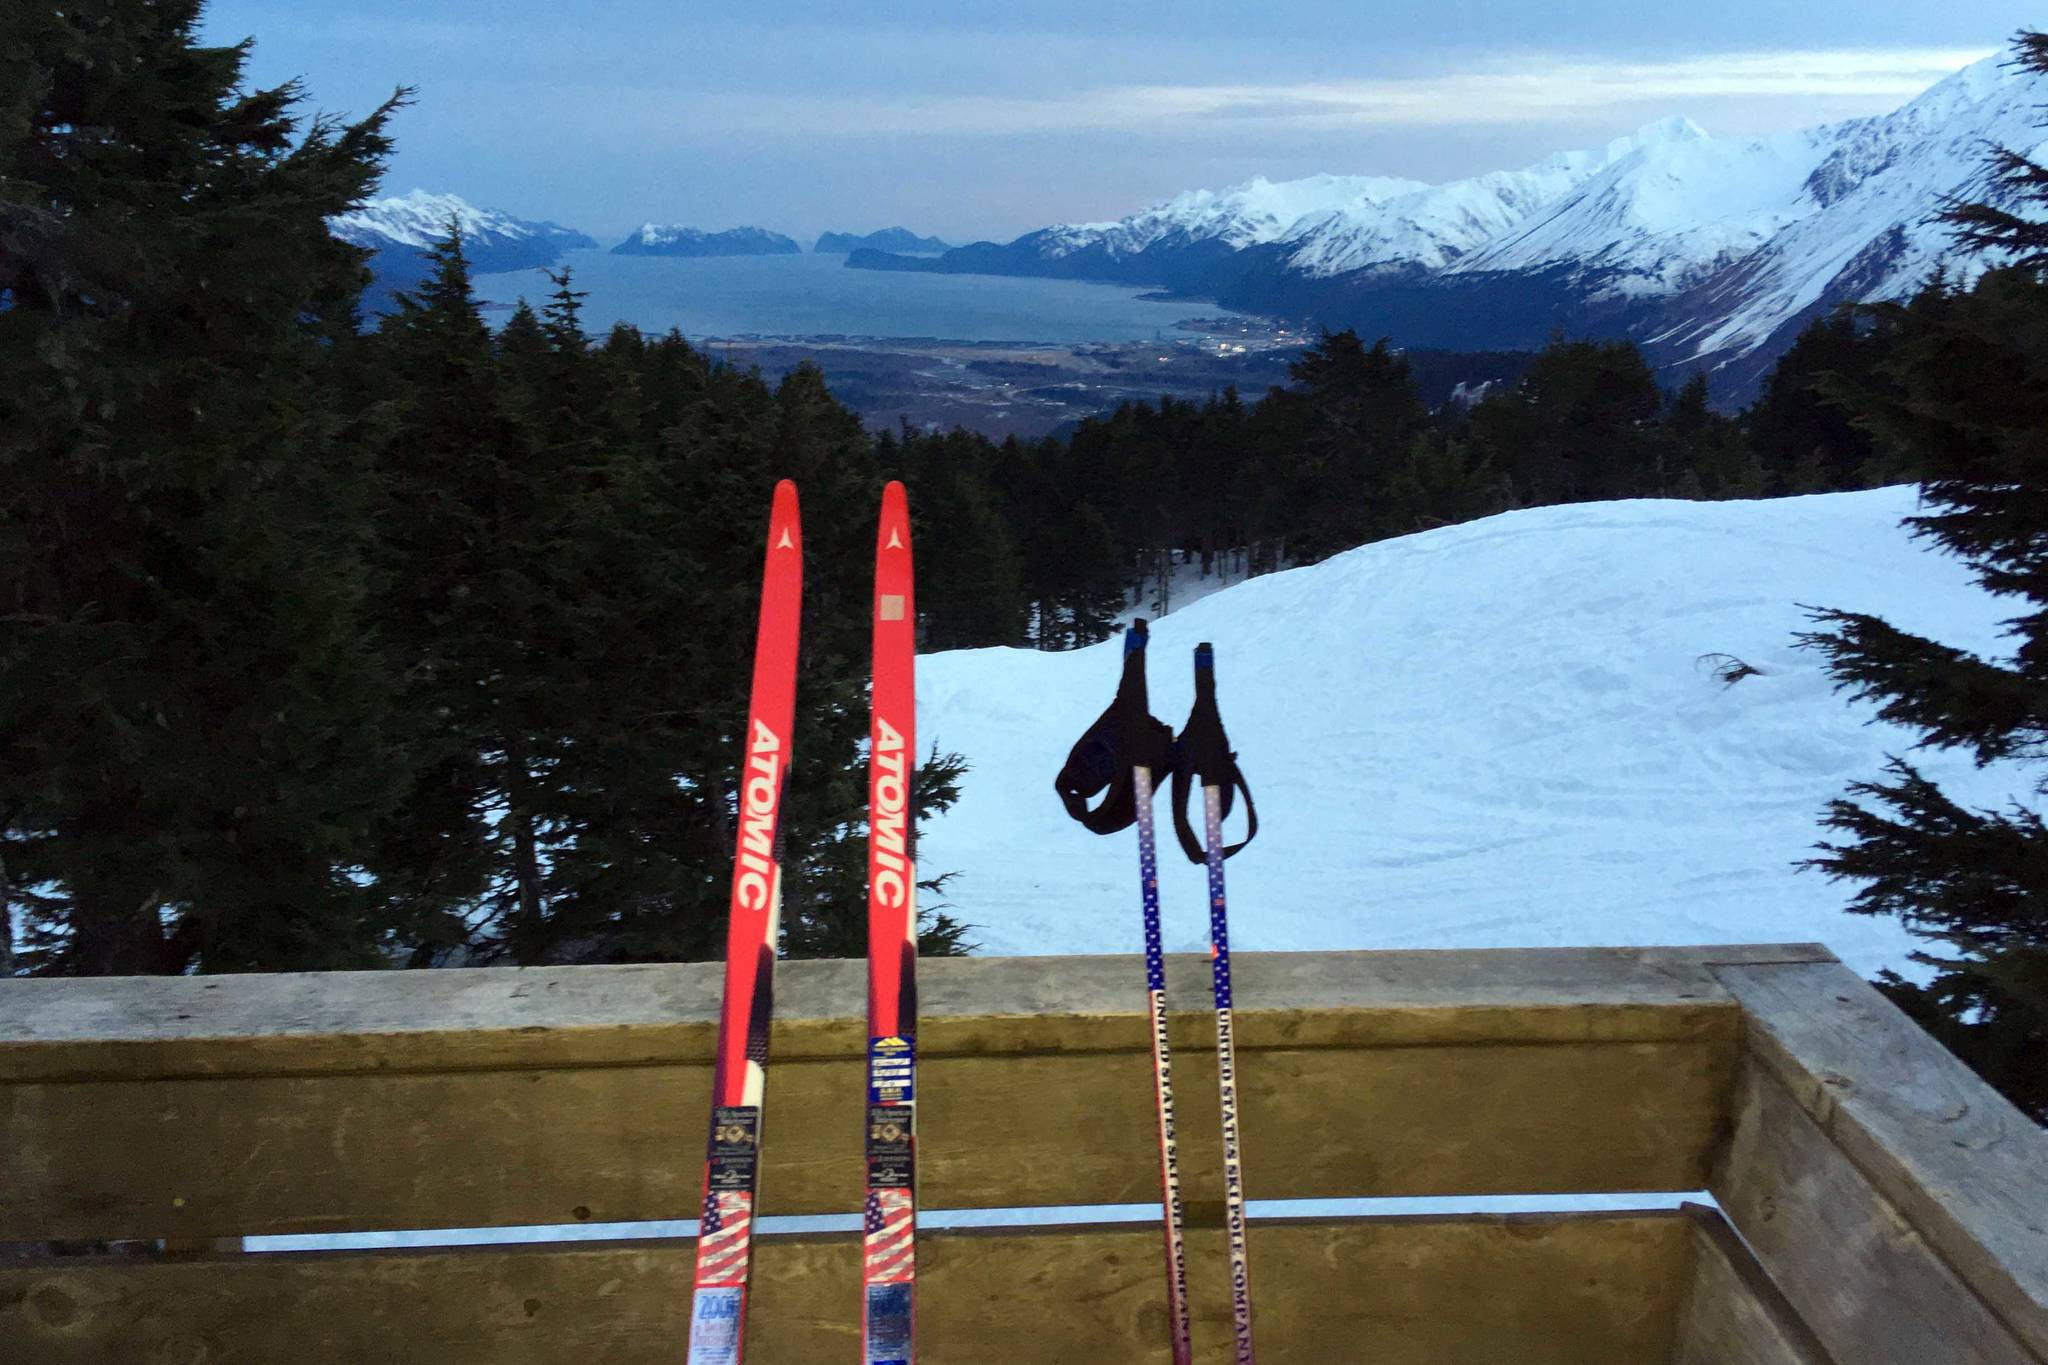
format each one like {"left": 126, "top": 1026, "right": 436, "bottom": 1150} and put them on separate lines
{"left": 1052, "top": 619, "right": 1191, "bottom": 1364}
{"left": 1173, "top": 641, "right": 1261, "bottom": 1363}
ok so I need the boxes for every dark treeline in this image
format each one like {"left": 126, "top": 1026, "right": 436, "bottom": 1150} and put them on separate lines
{"left": 3, "top": 5, "right": 971, "bottom": 975}
{"left": 899, "top": 306, "right": 1922, "bottom": 650}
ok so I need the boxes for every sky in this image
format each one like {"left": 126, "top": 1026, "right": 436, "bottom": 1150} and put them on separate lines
{"left": 201, "top": 1, "right": 2029, "bottom": 245}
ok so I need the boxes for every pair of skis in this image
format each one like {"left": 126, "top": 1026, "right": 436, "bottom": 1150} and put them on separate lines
{"left": 1056, "top": 619, "right": 1259, "bottom": 1364}
{"left": 686, "top": 479, "right": 919, "bottom": 1365}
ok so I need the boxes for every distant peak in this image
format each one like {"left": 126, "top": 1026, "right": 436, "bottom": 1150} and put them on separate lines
{"left": 1616, "top": 116, "right": 1710, "bottom": 154}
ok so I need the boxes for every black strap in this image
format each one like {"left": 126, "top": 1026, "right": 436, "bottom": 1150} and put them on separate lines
{"left": 1172, "top": 642, "right": 1258, "bottom": 863}
{"left": 1054, "top": 619, "right": 1176, "bottom": 836}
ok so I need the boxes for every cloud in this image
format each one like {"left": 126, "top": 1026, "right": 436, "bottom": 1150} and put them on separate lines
{"left": 602, "top": 46, "right": 1995, "bottom": 139}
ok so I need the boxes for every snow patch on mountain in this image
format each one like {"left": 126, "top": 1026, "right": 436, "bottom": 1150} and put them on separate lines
{"left": 918, "top": 487, "right": 2018, "bottom": 980}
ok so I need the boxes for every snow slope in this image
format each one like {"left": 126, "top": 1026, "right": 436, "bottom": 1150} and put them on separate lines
{"left": 918, "top": 489, "right": 2019, "bottom": 979}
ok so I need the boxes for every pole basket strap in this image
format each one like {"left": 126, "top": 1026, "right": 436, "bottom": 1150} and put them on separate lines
{"left": 1171, "top": 641, "right": 1259, "bottom": 864}
{"left": 1053, "top": 619, "right": 1176, "bottom": 836}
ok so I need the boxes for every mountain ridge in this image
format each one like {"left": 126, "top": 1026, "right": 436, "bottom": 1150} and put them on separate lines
{"left": 814, "top": 227, "right": 950, "bottom": 254}
{"left": 851, "top": 53, "right": 2041, "bottom": 400}
{"left": 613, "top": 224, "right": 802, "bottom": 257}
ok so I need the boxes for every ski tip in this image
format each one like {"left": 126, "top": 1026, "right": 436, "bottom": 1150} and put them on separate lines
{"left": 1125, "top": 618, "right": 1149, "bottom": 655}
{"left": 769, "top": 480, "right": 801, "bottom": 549}
{"left": 1195, "top": 641, "right": 1214, "bottom": 670}
{"left": 878, "top": 481, "right": 910, "bottom": 552}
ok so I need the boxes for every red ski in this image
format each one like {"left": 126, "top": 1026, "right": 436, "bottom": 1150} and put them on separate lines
{"left": 863, "top": 480, "right": 919, "bottom": 1365}
{"left": 688, "top": 479, "right": 803, "bottom": 1365}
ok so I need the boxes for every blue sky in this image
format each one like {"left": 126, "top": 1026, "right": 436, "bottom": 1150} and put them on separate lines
{"left": 202, "top": 1, "right": 2029, "bottom": 244}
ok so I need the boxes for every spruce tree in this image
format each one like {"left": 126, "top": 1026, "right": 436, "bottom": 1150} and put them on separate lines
{"left": 1, "top": 3, "right": 412, "bottom": 972}
{"left": 1800, "top": 31, "right": 2048, "bottom": 1118}
{"left": 356, "top": 228, "right": 515, "bottom": 961}
{"left": 1468, "top": 336, "right": 1663, "bottom": 503}
{"left": 1746, "top": 308, "right": 1905, "bottom": 493}
{"left": 1281, "top": 331, "right": 1429, "bottom": 558}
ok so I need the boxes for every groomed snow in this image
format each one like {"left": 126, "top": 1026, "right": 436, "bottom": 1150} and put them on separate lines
{"left": 918, "top": 488, "right": 2020, "bottom": 979}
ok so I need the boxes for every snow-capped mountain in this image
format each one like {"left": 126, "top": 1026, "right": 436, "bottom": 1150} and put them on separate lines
{"left": 1281, "top": 122, "right": 1715, "bottom": 282}
{"left": 329, "top": 189, "right": 597, "bottom": 310}
{"left": 1046, "top": 174, "right": 1428, "bottom": 259}
{"left": 1650, "top": 55, "right": 2043, "bottom": 384}
{"left": 853, "top": 52, "right": 2043, "bottom": 399}
{"left": 612, "top": 225, "right": 801, "bottom": 257}
{"left": 330, "top": 189, "right": 595, "bottom": 262}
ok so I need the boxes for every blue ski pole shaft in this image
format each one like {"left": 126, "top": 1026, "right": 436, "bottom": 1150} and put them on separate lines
{"left": 1135, "top": 762, "right": 1194, "bottom": 1365}
{"left": 1203, "top": 778, "right": 1256, "bottom": 1363}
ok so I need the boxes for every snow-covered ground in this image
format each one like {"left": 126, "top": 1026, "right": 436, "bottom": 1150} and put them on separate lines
{"left": 920, "top": 487, "right": 2019, "bottom": 979}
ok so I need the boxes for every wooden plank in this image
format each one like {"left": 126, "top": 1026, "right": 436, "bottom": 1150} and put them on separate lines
{"left": 1709, "top": 1055, "right": 2040, "bottom": 1365}
{"left": 1668, "top": 1203, "right": 1835, "bottom": 1365}
{"left": 0, "top": 1030, "right": 1726, "bottom": 1241}
{"left": 0, "top": 946, "right": 1812, "bottom": 1080}
{"left": 0, "top": 1211, "right": 1692, "bottom": 1365}
{"left": 1714, "top": 961, "right": 2048, "bottom": 1359}
{"left": 0, "top": 949, "right": 1755, "bottom": 1240}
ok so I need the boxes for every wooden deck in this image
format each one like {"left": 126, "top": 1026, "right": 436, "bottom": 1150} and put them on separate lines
{"left": 2, "top": 944, "right": 2043, "bottom": 1362}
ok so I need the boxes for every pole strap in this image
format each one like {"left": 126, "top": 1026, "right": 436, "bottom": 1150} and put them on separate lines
{"left": 1171, "top": 642, "right": 1258, "bottom": 864}
{"left": 1054, "top": 619, "right": 1177, "bottom": 836}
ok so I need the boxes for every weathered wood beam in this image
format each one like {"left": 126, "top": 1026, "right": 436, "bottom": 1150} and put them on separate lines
{"left": 0, "top": 1210, "right": 1692, "bottom": 1365}
{"left": 0, "top": 947, "right": 1785, "bottom": 1241}
{"left": 1712, "top": 1055, "right": 2041, "bottom": 1365}
{"left": 1712, "top": 961, "right": 2048, "bottom": 1363}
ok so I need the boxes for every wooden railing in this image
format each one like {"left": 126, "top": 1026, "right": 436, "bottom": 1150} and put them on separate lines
{"left": 1, "top": 944, "right": 2043, "bottom": 1363}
